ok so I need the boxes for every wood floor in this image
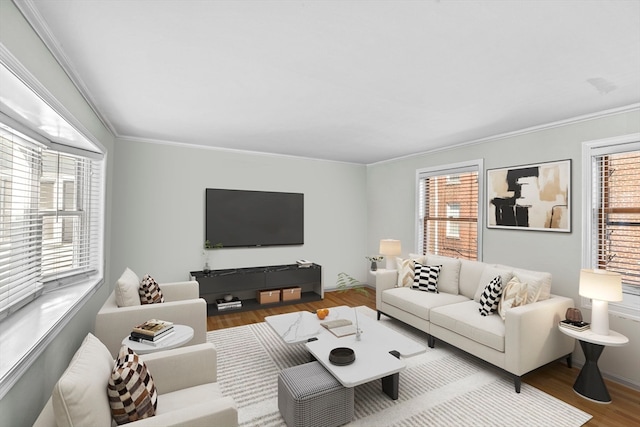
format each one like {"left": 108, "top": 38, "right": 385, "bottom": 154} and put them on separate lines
{"left": 207, "top": 289, "right": 640, "bottom": 427}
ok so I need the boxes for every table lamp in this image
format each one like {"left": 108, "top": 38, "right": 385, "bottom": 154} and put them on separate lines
{"left": 579, "top": 269, "right": 622, "bottom": 335}
{"left": 379, "top": 239, "right": 401, "bottom": 270}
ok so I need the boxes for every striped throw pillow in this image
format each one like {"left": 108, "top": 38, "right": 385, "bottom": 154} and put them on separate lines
{"left": 479, "top": 275, "right": 503, "bottom": 316}
{"left": 139, "top": 274, "right": 164, "bottom": 304}
{"left": 412, "top": 262, "right": 441, "bottom": 293}
{"left": 108, "top": 346, "right": 158, "bottom": 425}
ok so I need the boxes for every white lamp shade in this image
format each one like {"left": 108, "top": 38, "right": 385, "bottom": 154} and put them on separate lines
{"left": 579, "top": 269, "right": 623, "bottom": 302}
{"left": 379, "top": 239, "right": 401, "bottom": 256}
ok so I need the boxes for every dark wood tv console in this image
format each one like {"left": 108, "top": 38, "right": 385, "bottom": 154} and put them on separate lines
{"left": 190, "top": 263, "right": 322, "bottom": 316}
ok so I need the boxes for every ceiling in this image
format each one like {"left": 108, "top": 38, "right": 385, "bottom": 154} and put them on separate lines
{"left": 16, "top": 0, "right": 640, "bottom": 164}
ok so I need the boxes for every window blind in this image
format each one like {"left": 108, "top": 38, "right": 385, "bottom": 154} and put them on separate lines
{"left": 419, "top": 167, "right": 479, "bottom": 260}
{"left": 0, "top": 125, "right": 43, "bottom": 318}
{"left": 594, "top": 150, "right": 640, "bottom": 287}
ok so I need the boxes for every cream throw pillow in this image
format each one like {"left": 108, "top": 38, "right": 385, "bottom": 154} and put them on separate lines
{"left": 115, "top": 268, "right": 142, "bottom": 307}
{"left": 396, "top": 254, "right": 426, "bottom": 287}
{"left": 498, "top": 276, "right": 530, "bottom": 320}
{"left": 52, "top": 333, "right": 114, "bottom": 427}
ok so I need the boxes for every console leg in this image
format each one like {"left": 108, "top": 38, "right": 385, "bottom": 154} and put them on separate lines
{"left": 381, "top": 350, "right": 400, "bottom": 400}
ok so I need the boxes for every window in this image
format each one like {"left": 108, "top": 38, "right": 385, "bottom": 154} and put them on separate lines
{"left": 446, "top": 202, "right": 461, "bottom": 238}
{"left": 0, "top": 124, "right": 102, "bottom": 319}
{"left": 417, "top": 160, "right": 483, "bottom": 260}
{"left": 583, "top": 134, "right": 640, "bottom": 319}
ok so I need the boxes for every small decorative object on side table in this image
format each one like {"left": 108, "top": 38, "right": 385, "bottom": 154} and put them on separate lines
{"left": 558, "top": 326, "right": 629, "bottom": 403}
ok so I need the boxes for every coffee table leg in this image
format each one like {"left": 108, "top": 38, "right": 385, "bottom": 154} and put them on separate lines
{"left": 382, "top": 350, "right": 400, "bottom": 400}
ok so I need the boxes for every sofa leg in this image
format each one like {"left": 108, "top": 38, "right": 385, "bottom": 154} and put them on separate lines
{"left": 377, "top": 310, "right": 382, "bottom": 320}
{"left": 566, "top": 353, "right": 572, "bottom": 369}
{"left": 427, "top": 335, "right": 435, "bottom": 348}
{"left": 514, "top": 376, "right": 521, "bottom": 393}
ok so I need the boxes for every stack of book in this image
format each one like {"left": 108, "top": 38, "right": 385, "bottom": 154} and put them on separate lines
{"left": 559, "top": 319, "right": 590, "bottom": 332}
{"left": 216, "top": 297, "right": 242, "bottom": 311}
{"left": 321, "top": 319, "right": 357, "bottom": 337}
{"left": 130, "top": 319, "right": 174, "bottom": 345}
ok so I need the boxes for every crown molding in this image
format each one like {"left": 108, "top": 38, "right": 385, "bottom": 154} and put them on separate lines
{"left": 12, "top": 0, "right": 119, "bottom": 138}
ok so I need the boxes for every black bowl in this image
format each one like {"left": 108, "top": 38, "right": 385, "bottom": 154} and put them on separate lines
{"left": 329, "top": 347, "right": 355, "bottom": 366}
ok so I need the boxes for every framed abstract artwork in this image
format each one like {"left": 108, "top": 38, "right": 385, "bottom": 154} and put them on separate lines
{"left": 487, "top": 159, "right": 571, "bottom": 232}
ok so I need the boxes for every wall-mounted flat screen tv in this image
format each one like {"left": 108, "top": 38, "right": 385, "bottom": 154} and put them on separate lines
{"left": 205, "top": 188, "right": 304, "bottom": 248}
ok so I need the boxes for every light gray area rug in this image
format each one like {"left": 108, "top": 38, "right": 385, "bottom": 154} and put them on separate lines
{"left": 207, "top": 306, "right": 592, "bottom": 427}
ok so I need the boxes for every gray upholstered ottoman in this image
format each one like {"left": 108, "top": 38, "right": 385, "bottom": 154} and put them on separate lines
{"left": 278, "top": 361, "right": 354, "bottom": 427}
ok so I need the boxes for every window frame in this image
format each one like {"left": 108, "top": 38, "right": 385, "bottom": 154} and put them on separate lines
{"left": 582, "top": 133, "right": 640, "bottom": 321}
{"left": 416, "top": 159, "right": 484, "bottom": 260}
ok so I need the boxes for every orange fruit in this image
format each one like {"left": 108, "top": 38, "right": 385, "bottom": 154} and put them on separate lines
{"left": 317, "top": 308, "right": 329, "bottom": 319}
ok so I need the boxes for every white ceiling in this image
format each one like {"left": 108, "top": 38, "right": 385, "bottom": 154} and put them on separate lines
{"left": 17, "top": 0, "right": 640, "bottom": 164}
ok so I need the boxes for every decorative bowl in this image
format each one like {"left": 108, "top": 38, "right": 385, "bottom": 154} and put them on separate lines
{"left": 329, "top": 347, "right": 355, "bottom": 366}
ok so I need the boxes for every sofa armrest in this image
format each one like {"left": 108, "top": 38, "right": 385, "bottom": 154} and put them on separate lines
{"left": 160, "top": 281, "right": 200, "bottom": 302}
{"left": 95, "top": 298, "right": 207, "bottom": 356}
{"left": 504, "top": 294, "right": 575, "bottom": 375}
{"left": 132, "top": 398, "right": 238, "bottom": 427}
{"left": 141, "top": 343, "right": 217, "bottom": 393}
{"left": 375, "top": 269, "right": 398, "bottom": 308}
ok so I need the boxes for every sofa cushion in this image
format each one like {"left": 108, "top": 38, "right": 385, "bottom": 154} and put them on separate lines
{"left": 396, "top": 254, "right": 426, "bottom": 287}
{"left": 479, "top": 275, "right": 503, "bottom": 316}
{"left": 52, "top": 333, "right": 114, "bottom": 427}
{"left": 458, "top": 259, "right": 488, "bottom": 299}
{"left": 495, "top": 265, "right": 551, "bottom": 303}
{"left": 108, "top": 345, "right": 158, "bottom": 425}
{"left": 474, "top": 266, "right": 513, "bottom": 302}
{"left": 116, "top": 268, "right": 142, "bottom": 307}
{"left": 426, "top": 254, "right": 461, "bottom": 294}
{"left": 381, "top": 287, "right": 469, "bottom": 321}
{"left": 413, "top": 263, "right": 441, "bottom": 293}
{"left": 139, "top": 274, "right": 165, "bottom": 304}
{"left": 431, "top": 300, "right": 506, "bottom": 352}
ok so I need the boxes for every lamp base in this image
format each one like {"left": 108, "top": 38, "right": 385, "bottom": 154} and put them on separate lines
{"left": 590, "top": 299, "right": 610, "bottom": 336}
{"left": 385, "top": 257, "right": 396, "bottom": 270}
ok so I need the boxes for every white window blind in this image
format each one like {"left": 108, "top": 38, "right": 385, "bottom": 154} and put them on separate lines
{"left": 418, "top": 162, "right": 482, "bottom": 260}
{"left": 0, "top": 125, "right": 43, "bottom": 318}
{"left": 592, "top": 150, "right": 640, "bottom": 287}
{"left": 0, "top": 123, "right": 102, "bottom": 319}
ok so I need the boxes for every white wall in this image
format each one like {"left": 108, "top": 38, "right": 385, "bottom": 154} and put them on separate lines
{"left": 110, "top": 140, "right": 369, "bottom": 291}
{"left": 366, "top": 109, "right": 640, "bottom": 388}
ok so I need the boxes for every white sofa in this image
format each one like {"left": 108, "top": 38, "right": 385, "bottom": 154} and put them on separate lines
{"left": 33, "top": 334, "right": 238, "bottom": 427}
{"left": 95, "top": 272, "right": 207, "bottom": 357}
{"left": 376, "top": 253, "right": 575, "bottom": 392}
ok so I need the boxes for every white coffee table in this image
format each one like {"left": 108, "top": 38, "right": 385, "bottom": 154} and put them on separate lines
{"left": 266, "top": 306, "right": 426, "bottom": 399}
{"left": 122, "top": 324, "right": 194, "bottom": 354}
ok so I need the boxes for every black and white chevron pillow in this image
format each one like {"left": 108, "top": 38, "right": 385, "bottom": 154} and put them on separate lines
{"left": 413, "top": 262, "right": 441, "bottom": 293}
{"left": 479, "top": 275, "right": 503, "bottom": 316}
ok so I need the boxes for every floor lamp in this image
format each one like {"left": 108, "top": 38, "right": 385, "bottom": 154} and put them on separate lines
{"left": 379, "top": 239, "right": 401, "bottom": 270}
{"left": 579, "top": 269, "right": 623, "bottom": 336}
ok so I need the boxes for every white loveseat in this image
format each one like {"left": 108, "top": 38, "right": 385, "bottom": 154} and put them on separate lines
{"left": 376, "top": 253, "right": 575, "bottom": 392}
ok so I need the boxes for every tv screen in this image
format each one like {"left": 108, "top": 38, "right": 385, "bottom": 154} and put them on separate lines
{"left": 205, "top": 189, "right": 304, "bottom": 248}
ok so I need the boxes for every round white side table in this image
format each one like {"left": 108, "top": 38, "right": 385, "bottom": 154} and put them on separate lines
{"left": 122, "top": 324, "right": 194, "bottom": 355}
{"left": 559, "top": 326, "right": 628, "bottom": 404}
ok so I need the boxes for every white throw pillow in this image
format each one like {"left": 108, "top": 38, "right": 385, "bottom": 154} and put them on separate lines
{"left": 498, "top": 276, "right": 529, "bottom": 320}
{"left": 495, "top": 264, "right": 552, "bottom": 302}
{"left": 52, "top": 333, "right": 114, "bottom": 427}
{"left": 426, "top": 254, "right": 461, "bottom": 294}
{"left": 396, "top": 254, "right": 426, "bottom": 287}
{"left": 115, "top": 268, "right": 142, "bottom": 307}
{"left": 474, "top": 266, "right": 513, "bottom": 302}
